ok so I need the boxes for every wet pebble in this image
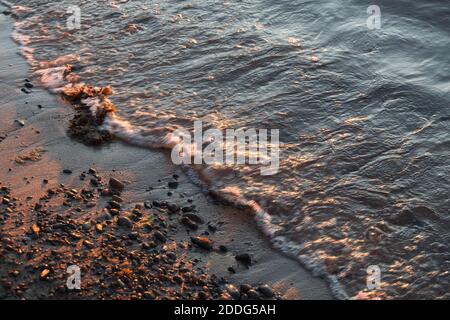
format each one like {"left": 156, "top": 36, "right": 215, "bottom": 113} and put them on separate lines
{"left": 153, "top": 231, "right": 166, "bottom": 243}
{"left": 117, "top": 216, "right": 133, "bottom": 229}
{"left": 191, "top": 236, "right": 213, "bottom": 250}
{"left": 257, "top": 284, "right": 274, "bottom": 298}
{"left": 235, "top": 253, "right": 252, "bottom": 266}
{"left": 226, "top": 284, "right": 241, "bottom": 300}
{"left": 109, "top": 177, "right": 124, "bottom": 190}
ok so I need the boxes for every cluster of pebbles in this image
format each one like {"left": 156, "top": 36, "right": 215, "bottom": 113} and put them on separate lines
{"left": 0, "top": 168, "right": 278, "bottom": 300}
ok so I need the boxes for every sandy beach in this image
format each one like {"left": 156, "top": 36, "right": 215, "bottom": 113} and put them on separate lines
{"left": 0, "top": 8, "right": 332, "bottom": 300}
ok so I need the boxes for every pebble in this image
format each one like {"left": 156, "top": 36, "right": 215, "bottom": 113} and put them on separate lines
{"left": 240, "top": 284, "right": 252, "bottom": 293}
{"left": 181, "top": 216, "right": 198, "bottom": 230}
{"left": 153, "top": 231, "right": 166, "bottom": 243}
{"left": 246, "top": 289, "right": 260, "bottom": 300}
{"left": 235, "top": 253, "right": 252, "bottom": 266}
{"left": 109, "top": 200, "right": 121, "bottom": 210}
{"left": 112, "top": 195, "right": 123, "bottom": 203}
{"left": 191, "top": 236, "right": 213, "bottom": 250}
{"left": 182, "top": 205, "right": 195, "bottom": 213}
{"left": 62, "top": 169, "right": 73, "bottom": 174}
{"left": 257, "top": 284, "right": 274, "bottom": 298}
{"left": 226, "top": 284, "right": 241, "bottom": 300}
{"left": 144, "top": 201, "right": 152, "bottom": 209}
{"left": 40, "top": 269, "right": 50, "bottom": 280}
{"left": 117, "top": 216, "right": 133, "bottom": 229}
{"left": 168, "top": 181, "right": 179, "bottom": 189}
{"left": 183, "top": 213, "right": 204, "bottom": 224}
{"left": 95, "top": 224, "right": 103, "bottom": 233}
{"left": 167, "top": 203, "right": 180, "bottom": 213}
{"left": 109, "top": 177, "right": 124, "bottom": 190}
{"left": 15, "top": 119, "right": 25, "bottom": 126}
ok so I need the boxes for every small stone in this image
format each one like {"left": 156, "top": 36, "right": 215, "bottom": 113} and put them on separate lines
{"left": 144, "top": 201, "right": 152, "bottom": 209}
{"left": 62, "top": 169, "right": 73, "bottom": 174}
{"left": 182, "top": 205, "right": 195, "bottom": 213}
{"left": 191, "top": 236, "right": 213, "bottom": 250}
{"left": 240, "top": 284, "right": 252, "bottom": 293}
{"left": 95, "top": 224, "right": 103, "bottom": 233}
{"left": 24, "top": 82, "right": 34, "bottom": 89}
{"left": 40, "top": 269, "right": 50, "bottom": 280}
{"left": 257, "top": 284, "right": 274, "bottom": 298}
{"left": 226, "top": 284, "right": 241, "bottom": 300}
{"left": 31, "top": 224, "right": 40, "bottom": 237}
{"left": 83, "top": 240, "right": 95, "bottom": 248}
{"left": 153, "top": 231, "right": 166, "bottom": 243}
{"left": 15, "top": 119, "right": 25, "bottom": 126}
{"left": 235, "top": 253, "right": 252, "bottom": 266}
{"left": 181, "top": 216, "right": 198, "bottom": 230}
{"left": 219, "top": 245, "right": 228, "bottom": 253}
{"left": 109, "top": 200, "right": 121, "bottom": 210}
{"left": 109, "top": 177, "right": 124, "bottom": 190}
{"left": 100, "top": 189, "right": 113, "bottom": 196}
{"left": 117, "top": 216, "right": 133, "bottom": 229}
{"left": 96, "top": 212, "right": 110, "bottom": 223}
{"left": 168, "top": 181, "right": 179, "bottom": 189}
{"left": 183, "top": 213, "right": 204, "bottom": 224}
{"left": 247, "top": 289, "right": 260, "bottom": 300}
{"left": 168, "top": 204, "right": 180, "bottom": 213}
{"left": 112, "top": 195, "right": 123, "bottom": 203}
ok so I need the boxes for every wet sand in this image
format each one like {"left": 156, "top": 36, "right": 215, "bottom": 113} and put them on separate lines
{"left": 0, "top": 9, "right": 331, "bottom": 300}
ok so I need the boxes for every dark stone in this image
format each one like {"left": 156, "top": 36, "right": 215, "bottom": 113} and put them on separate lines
{"left": 183, "top": 213, "right": 204, "bottom": 224}
{"left": 182, "top": 205, "right": 195, "bottom": 213}
{"left": 247, "top": 289, "right": 260, "bottom": 300}
{"left": 109, "top": 201, "right": 121, "bottom": 210}
{"left": 117, "top": 216, "right": 133, "bottom": 229}
{"left": 109, "top": 177, "right": 124, "bottom": 190}
{"left": 235, "top": 253, "right": 252, "bottom": 265}
{"left": 226, "top": 284, "right": 241, "bottom": 300}
{"left": 257, "top": 284, "right": 274, "bottom": 298}
{"left": 153, "top": 231, "right": 166, "bottom": 243}
{"left": 62, "top": 169, "right": 73, "bottom": 174}
{"left": 168, "top": 204, "right": 180, "bottom": 214}
{"left": 240, "top": 284, "right": 252, "bottom": 293}
{"left": 181, "top": 216, "right": 198, "bottom": 230}
{"left": 168, "top": 181, "right": 179, "bottom": 189}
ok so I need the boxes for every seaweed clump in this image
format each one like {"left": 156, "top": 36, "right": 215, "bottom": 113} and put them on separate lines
{"left": 62, "top": 82, "right": 116, "bottom": 146}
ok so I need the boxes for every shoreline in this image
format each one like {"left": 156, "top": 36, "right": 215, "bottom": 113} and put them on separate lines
{"left": 0, "top": 8, "right": 332, "bottom": 300}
